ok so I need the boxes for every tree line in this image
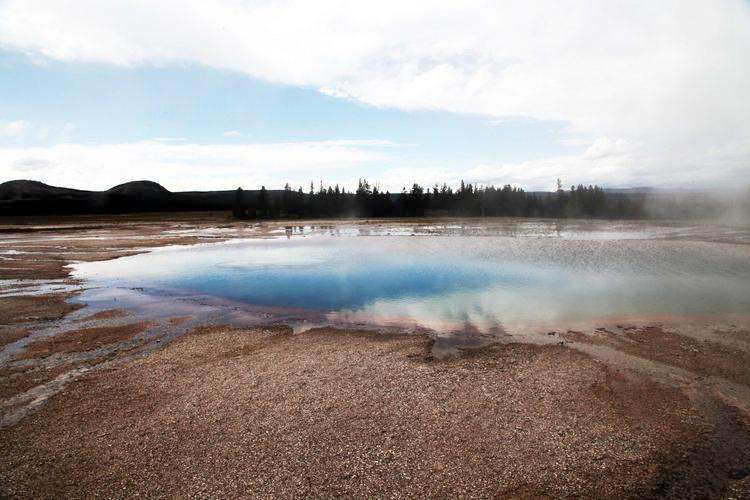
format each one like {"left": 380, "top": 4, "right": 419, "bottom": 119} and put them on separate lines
{"left": 232, "top": 179, "right": 646, "bottom": 219}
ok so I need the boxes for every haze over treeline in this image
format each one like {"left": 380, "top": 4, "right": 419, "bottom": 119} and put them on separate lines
{"left": 1, "top": 178, "right": 747, "bottom": 221}
{"left": 234, "top": 179, "right": 748, "bottom": 220}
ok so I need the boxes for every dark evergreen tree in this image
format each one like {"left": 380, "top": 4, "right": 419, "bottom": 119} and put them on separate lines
{"left": 232, "top": 187, "right": 246, "bottom": 218}
{"left": 230, "top": 178, "right": 642, "bottom": 220}
{"left": 258, "top": 186, "right": 269, "bottom": 218}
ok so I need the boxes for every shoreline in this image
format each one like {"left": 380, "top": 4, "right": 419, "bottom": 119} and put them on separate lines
{"left": 1, "top": 215, "right": 750, "bottom": 497}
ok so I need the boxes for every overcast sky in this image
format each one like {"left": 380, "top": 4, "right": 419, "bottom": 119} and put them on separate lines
{"left": 1, "top": 0, "right": 749, "bottom": 192}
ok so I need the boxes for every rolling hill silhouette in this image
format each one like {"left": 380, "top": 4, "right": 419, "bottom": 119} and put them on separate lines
{"left": 0, "top": 180, "right": 264, "bottom": 215}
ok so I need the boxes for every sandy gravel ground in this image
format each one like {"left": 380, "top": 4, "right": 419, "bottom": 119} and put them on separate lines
{"left": 1, "top": 214, "right": 749, "bottom": 498}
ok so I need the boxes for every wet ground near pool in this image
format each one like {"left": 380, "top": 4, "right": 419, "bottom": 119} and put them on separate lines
{"left": 69, "top": 219, "right": 750, "bottom": 356}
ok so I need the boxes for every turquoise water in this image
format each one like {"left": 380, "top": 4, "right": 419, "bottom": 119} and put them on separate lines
{"left": 72, "top": 220, "right": 750, "bottom": 332}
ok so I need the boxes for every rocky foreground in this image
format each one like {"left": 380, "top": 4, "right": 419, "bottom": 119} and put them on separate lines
{"left": 1, "top": 215, "right": 749, "bottom": 498}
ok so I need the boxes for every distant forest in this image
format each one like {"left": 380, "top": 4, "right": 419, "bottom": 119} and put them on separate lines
{"left": 2, "top": 178, "right": 739, "bottom": 219}
{"left": 234, "top": 179, "right": 645, "bottom": 219}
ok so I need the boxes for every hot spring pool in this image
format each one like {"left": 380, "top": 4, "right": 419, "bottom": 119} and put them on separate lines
{"left": 71, "top": 219, "right": 750, "bottom": 334}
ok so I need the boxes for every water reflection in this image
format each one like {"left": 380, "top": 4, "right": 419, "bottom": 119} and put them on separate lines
{"left": 72, "top": 220, "right": 750, "bottom": 343}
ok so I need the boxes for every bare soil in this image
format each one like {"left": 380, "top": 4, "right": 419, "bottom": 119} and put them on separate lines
{"left": 0, "top": 294, "right": 83, "bottom": 325}
{"left": 74, "top": 309, "right": 129, "bottom": 322}
{"left": 0, "top": 363, "right": 82, "bottom": 400}
{"left": 0, "top": 328, "right": 29, "bottom": 349}
{"left": 563, "top": 325, "right": 750, "bottom": 387}
{"left": 0, "top": 215, "right": 749, "bottom": 498}
{"left": 17, "top": 322, "right": 152, "bottom": 360}
{"left": 0, "top": 327, "right": 716, "bottom": 498}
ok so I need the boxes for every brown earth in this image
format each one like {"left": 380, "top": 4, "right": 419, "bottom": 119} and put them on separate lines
{"left": 0, "top": 327, "right": 721, "bottom": 498}
{"left": 0, "top": 294, "right": 83, "bottom": 325}
{"left": 16, "top": 322, "right": 152, "bottom": 360}
{"left": 562, "top": 326, "right": 750, "bottom": 387}
{"left": 0, "top": 328, "right": 29, "bottom": 349}
{"left": 0, "top": 215, "right": 749, "bottom": 498}
{"left": 0, "top": 363, "right": 82, "bottom": 401}
{"left": 75, "top": 309, "right": 129, "bottom": 322}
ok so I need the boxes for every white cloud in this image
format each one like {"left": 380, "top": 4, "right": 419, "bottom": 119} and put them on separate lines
{"left": 582, "top": 137, "right": 633, "bottom": 161}
{"left": 0, "top": 120, "right": 31, "bottom": 138}
{"left": 1, "top": 135, "right": 747, "bottom": 192}
{"left": 222, "top": 130, "right": 242, "bottom": 137}
{"left": 462, "top": 139, "right": 750, "bottom": 191}
{"left": 10, "top": 157, "right": 54, "bottom": 172}
{"left": 341, "top": 134, "right": 750, "bottom": 192}
{"left": 0, "top": 0, "right": 748, "bottom": 187}
{"left": 0, "top": 140, "right": 397, "bottom": 191}
{"left": 152, "top": 137, "right": 186, "bottom": 142}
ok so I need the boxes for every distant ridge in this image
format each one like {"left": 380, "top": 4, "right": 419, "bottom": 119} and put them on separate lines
{"left": 106, "top": 181, "right": 173, "bottom": 212}
{"left": 0, "top": 179, "right": 254, "bottom": 216}
{"left": 1, "top": 179, "right": 735, "bottom": 219}
{"left": 0, "top": 179, "right": 174, "bottom": 197}
{"left": 0, "top": 179, "right": 91, "bottom": 197}
{"left": 0, "top": 180, "right": 108, "bottom": 215}
{"left": 108, "top": 180, "right": 171, "bottom": 196}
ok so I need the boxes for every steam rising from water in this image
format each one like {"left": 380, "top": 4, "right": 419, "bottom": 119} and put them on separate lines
{"left": 643, "top": 187, "right": 750, "bottom": 224}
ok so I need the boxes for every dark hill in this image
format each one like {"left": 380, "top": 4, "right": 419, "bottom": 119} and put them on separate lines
{"left": 108, "top": 180, "right": 171, "bottom": 196}
{"left": 0, "top": 180, "right": 249, "bottom": 216}
{"left": 0, "top": 180, "right": 106, "bottom": 215}
{"left": 106, "top": 181, "right": 173, "bottom": 212}
{"left": 0, "top": 180, "right": 91, "bottom": 198}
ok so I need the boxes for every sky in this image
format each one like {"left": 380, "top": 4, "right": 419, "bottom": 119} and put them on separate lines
{"left": 0, "top": 0, "right": 749, "bottom": 193}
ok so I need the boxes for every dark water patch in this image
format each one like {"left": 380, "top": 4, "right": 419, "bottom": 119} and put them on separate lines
{"left": 428, "top": 323, "right": 508, "bottom": 360}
